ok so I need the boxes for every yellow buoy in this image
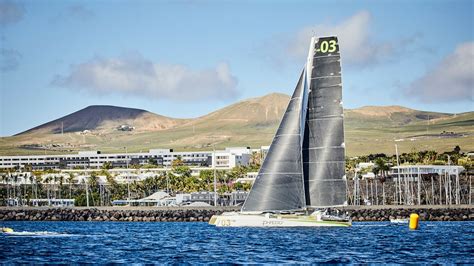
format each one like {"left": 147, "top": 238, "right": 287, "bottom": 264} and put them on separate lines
{"left": 2, "top": 227, "right": 14, "bottom": 233}
{"left": 409, "top": 213, "right": 419, "bottom": 230}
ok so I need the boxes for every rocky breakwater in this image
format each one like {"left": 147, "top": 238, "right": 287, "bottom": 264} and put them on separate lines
{"left": 340, "top": 206, "right": 474, "bottom": 222}
{"left": 0, "top": 206, "right": 473, "bottom": 222}
{"left": 0, "top": 207, "right": 239, "bottom": 222}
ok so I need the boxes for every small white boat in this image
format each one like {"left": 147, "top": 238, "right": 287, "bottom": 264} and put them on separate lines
{"left": 390, "top": 218, "right": 409, "bottom": 224}
{"left": 1, "top": 227, "right": 14, "bottom": 233}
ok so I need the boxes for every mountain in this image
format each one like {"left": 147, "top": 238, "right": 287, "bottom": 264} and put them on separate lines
{"left": 344, "top": 105, "right": 450, "bottom": 128}
{"left": 194, "top": 93, "right": 288, "bottom": 124}
{"left": 18, "top": 105, "right": 187, "bottom": 135}
{"left": 1, "top": 93, "right": 473, "bottom": 156}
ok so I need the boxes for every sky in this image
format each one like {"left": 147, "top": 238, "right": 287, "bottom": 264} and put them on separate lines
{"left": 0, "top": 0, "right": 473, "bottom": 136}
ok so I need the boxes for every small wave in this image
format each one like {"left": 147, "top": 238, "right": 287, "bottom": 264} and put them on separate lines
{"left": 352, "top": 223, "right": 390, "bottom": 227}
{"left": 4, "top": 231, "right": 77, "bottom": 237}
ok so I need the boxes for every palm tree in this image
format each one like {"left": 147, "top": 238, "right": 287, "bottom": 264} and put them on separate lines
{"left": 199, "top": 170, "right": 213, "bottom": 191}
{"left": 143, "top": 177, "right": 155, "bottom": 196}
{"left": 374, "top": 158, "right": 390, "bottom": 181}
{"left": 67, "top": 173, "right": 75, "bottom": 199}
{"left": 423, "top": 150, "right": 438, "bottom": 164}
{"left": 0, "top": 173, "right": 6, "bottom": 203}
{"left": 43, "top": 175, "right": 52, "bottom": 200}
{"left": 28, "top": 173, "right": 34, "bottom": 203}
{"left": 171, "top": 156, "right": 184, "bottom": 167}
{"left": 88, "top": 172, "right": 99, "bottom": 191}
{"left": 249, "top": 151, "right": 262, "bottom": 170}
{"left": 58, "top": 175, "right": 64, "bottom": 199}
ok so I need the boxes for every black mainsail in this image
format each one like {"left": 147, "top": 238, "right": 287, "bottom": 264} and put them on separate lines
{"left": 242, "top": 36, "right": 346, "bottom": 213}
{"left": 303, "top": 36, "right": 346, "bottom": 207}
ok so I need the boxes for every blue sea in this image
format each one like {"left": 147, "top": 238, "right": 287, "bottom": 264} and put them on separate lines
{"left": 1, "top": 221, "right": 473, "bottom": 264}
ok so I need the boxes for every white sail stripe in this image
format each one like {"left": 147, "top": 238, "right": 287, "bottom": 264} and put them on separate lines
{"left": 307, "top": 179, "right": 346, "bottom": 181}
{"left": 307, "top": 116, "right": 342, "bottom": 121}
{"left": 313, "top": 83, "right": 342, "bottom": 90}
{"left": 303, "top": 161, "right": 345, "bottom": 164}
{"left": 275, "top": 133, "right": 300, "bottom": 137}
{"left": 313, "top": 54, "right": 340, "bottom": 59}
{"left": 303, "top": 146, "right": 344, "bottom": 150}
{"left": 311, "top": 75, "right": 341, "bottom": 79}
{"left": 259, "top": 172, "right": 302, "bottom": 175}
{"left": 312, "top": 84, "right": 341, "bottom": 89}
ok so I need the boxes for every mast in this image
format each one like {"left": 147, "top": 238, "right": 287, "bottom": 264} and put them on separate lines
{"left": 302, "top": 36, "right": 347, "bottom": 207}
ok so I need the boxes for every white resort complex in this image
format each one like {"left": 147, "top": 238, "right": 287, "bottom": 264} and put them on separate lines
{"left": 0, "top": 146, "right": 269, "bottom": 171}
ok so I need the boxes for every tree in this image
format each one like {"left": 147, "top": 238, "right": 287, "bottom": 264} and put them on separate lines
{"left": 148, "top": 158, "right": 158, "bottom": 166}
{"left": 374, "top": 158, "right": 390, "bottom": 182}
{"left": 101, "top": 162, "right": 112, "bottom": 170}
{"left": 423, "top": 150, "right": 438, "bottom": 164}
{"left": 454, "top": 145, "right": 461, "bottom": 154}
{"left": 458, "top": 157, "right": 472, "bottom": 171}
{"left": 58, "top": 175, "right": 64, "bottom": 199}
{"left": 88, "top": 172, "right": 99, "bottom": 192}
{"left": 43, "top": 175, "right": 53, "bottom": 200}
{"left": 67, "top": 173, "right": 75, "bottom": 199}
{"left": 171, "top": 156, "right": 184, "bottom": 168}
{"left": 345, "top": 157, "right": 358, "bottom": 180}
{"left": 199, "top": 170, "right": 214, "bottom": 191}
{"left": 249, "top": 152, "right": 262, "bottom": 170}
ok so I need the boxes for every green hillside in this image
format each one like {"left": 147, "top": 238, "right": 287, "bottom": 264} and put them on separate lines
{"left": 0, "top": 93, "right": 472, "bottom": 156}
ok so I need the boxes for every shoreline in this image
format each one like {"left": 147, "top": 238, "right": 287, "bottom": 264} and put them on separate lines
{"left": 1, "top": 205, "right": 473, "bottom": 222}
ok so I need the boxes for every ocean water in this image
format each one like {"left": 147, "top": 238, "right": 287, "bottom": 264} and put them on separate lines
{"left": 1, "top": 221, "right": 473, "bottom": 264}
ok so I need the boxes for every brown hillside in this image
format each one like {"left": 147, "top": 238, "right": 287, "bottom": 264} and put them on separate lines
{"left": 349, "top": 105, "right": 415, "bottom": 117}
{"left": 18, "top": 105, "right": 186, "bottom": 135}
{"left": 183, "top": 93, "right": 290, "bottom": 127}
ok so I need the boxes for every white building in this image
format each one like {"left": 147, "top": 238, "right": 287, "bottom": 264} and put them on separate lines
{"left": 213, "top": 147, "right": 252, "bottom": 168}
{"left": 0, "top": 147, "right": 254, "bottom": 170}
{"left": 390, "top": 165, "right": 465, "bottom": 181}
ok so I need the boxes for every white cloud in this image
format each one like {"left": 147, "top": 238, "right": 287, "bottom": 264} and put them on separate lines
{"left": 0, "top": 0, "right": 24, "bottom": 26}
{"left": 52, "top": 53, "right": 239, "bottom": 101}
{"left": 405, "top": 42, "right": 474, "bottom": 103}
{"left": 283, "top": 11, "right": 413, "bottom": 66}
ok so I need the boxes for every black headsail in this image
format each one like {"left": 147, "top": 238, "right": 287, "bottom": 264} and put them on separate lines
{"left": 303, "top": 36, "right": 347, "bottom": 207}
{"left": 241, "top": 70, "right": 307, "bottom": 213}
